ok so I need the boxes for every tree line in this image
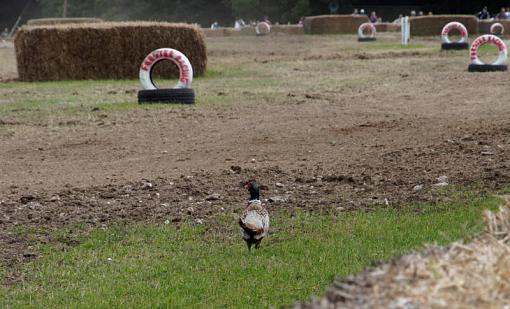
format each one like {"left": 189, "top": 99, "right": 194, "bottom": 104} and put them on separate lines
{"left": 37, "top": 0, "right": 311, "bottom": 26}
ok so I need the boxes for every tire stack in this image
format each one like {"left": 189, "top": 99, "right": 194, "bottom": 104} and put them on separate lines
{"left": 138, "top": 48, "right": 195, "bottom": 104}
{"left": 468, "top": 35, "right": 508, "bottom": 72}
{"left": 441, "top": 22, "right": 469, "bottom": 50}
{"left": 358, "top": 23, "right": 376, "bottom": 42}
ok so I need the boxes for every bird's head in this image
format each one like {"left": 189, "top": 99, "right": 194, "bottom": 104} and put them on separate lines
{"left": 241, "top": 179, "right": 263, "bottom": 201}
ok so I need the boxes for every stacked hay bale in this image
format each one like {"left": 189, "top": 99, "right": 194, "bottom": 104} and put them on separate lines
{"left": 27, "top": 18, "right": 103, "bottom": 26}
{"left": 14, "top": 22, "right": 207, "bottom": 81}
{"left": 410, "top": 15, "right": 478, "bottom": 36}
{"left": 303, "top": 15, "right": 368, "bottom": 34}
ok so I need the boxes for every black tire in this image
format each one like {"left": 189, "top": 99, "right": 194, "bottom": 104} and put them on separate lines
{"left": 138, "top": 88, "right": 195, "bottom": 104}
{"left": 358, "top": 37, "right": 377, "bottom": 42}
{"left": 468, "top": 64, "right": 508, "bottom": 72}
{"left": 441, "top": 42, "right": 469, "bottom": 50}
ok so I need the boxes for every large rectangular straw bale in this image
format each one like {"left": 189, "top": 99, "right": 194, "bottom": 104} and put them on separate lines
{"left": 303, "top": 15, "right": 368, "bottom": 34}
{"left": 410, "top": 15, "right": 478, "bottom": 36}
{"left": 14, "top": 22, "right": 207, "bottom": 81}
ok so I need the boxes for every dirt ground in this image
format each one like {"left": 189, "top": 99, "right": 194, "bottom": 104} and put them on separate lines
{"left": 1, "top": 33, "right": 510, "bottom": 275}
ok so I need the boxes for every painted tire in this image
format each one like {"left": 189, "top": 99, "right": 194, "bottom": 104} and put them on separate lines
{"left": 358, "top": 23, "right": 376, "bottom": 39}
{"left": 470, "top": 35, "right": 507, "bottom": 65}
{"left": 138, "top": 88, "right": 195, "bottom": 104}
{"left": 441, "top": 22, "right": 468, "bottom": 44}
{"left": 255, "top": 22, "right": 271, "bottom": 36}
{"left": 490, "top": 23, "right": 504, "bottom": 35}
{"left": 139, "top": 48, "right": 193, "bottom": 90}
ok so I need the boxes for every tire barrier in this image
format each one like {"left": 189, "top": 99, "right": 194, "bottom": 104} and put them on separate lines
{"left": 358, "top": 23, "right": 377, "bottom": 42}
{"left": 468, "top": 35, "right": 508, "bottom": 72}
{"left": 255, "top": 22, "right": 271, "bottom": 36}
{"left": 138, "top": 48, "right": 195, "bottom": 104}
{"left": 490, "top": 23, "right": 504, "bottom": 36}
{"left": 441, "top": 22, "right": 469, "bottom": 50}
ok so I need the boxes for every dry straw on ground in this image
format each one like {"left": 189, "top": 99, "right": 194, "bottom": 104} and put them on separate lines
{"left": 14, "top": 22, "right": 207, "bottom": 81}
{"left": 297, "top": 200, "right": 510, "bottom": 308}
{"left": 410, "top": 15, "right": 479, "bottom": 36}
{"left": 303, "top": 15, "right": 368, "bottom": 34}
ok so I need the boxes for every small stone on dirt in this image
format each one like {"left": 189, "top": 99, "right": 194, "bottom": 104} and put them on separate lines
{"left": 268, "top": 196, "right": 288, "bottom": 203}
{"left": 142, "top": 181, "right": 153, "bottom": 189}
{"left": 23, "top": 252, "right": 37, "bottom": 258}
{"left": 195, "top": 218, "right": 204, "bottom": 225}
{"left": 413, "top": 185, "right": 424, "bottom": 192}
{"left": 433, "top": 182, "right": 449, "bottom": 187}
{"left": 205, "top": 193, "right": 221, "bottom": 201}
{"left": 436, "top": 176, "right": 448, "bottom": 183}
{"left": 275, "top": 182, "right": 285, "bottom": 188}
{"left": 230, "top": 165, "right": 242, "bottom": 173}
{"left": 20, "top": 194, "right": 36, "bottom": 204}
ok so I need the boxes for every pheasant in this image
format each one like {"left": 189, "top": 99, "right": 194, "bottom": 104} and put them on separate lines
{"left": 239, "top": 180, "right": 270, "bottom": 250}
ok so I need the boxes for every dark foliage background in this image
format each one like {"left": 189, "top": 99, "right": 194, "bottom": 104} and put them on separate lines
{"left": 1, "top": 0, "right": 509, "bottom": 32}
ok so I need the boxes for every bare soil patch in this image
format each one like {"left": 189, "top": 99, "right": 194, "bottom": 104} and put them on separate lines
{"left": 1, "top": 34, "right": 510, "bottom": 275}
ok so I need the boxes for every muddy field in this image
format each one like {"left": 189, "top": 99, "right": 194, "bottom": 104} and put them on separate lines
{"left": 1, "top": 33, "right": 510, "bottom": 273}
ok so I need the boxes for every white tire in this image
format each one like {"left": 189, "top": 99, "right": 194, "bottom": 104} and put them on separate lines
{"left": 256, "top": 22, "right": 271, "bottom": 36}
{"left": 470, "top": 35, "right": 507, "bottom": 65}
{"left": 139, "top": 48, "right": 193, "bottom": 90}
{"left": 441, "top": 22, "right": 468, "bottom": 44}
{"left": 490, "top": 23, "right": 505, "bottom": 35}
{"left": 358, "top": 23, "right": 376, "bottom": 39}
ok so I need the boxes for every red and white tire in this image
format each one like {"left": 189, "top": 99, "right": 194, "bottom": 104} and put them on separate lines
{"left": 470, "top": 35, "right": 507, "bottom": 65}
{"left": 256, "top": 22, "right": 271, "bottom": 35}
{"left": 441, "top": 22, "right": 468, "bottom": 44}
{"left": 358, "top": 23, "right": 376, "bottom": 39}
{"left": 139, "top": 48, "right": 193, "bottom": 90}
{"left": 490, "top": 23, "right": 504, "bottom": 35}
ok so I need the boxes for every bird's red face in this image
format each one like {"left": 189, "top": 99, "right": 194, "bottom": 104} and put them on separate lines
{"left": 243, "top": 180, "right": 254, "bottom": 189}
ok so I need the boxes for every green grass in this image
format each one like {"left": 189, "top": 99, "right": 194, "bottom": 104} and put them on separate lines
{"left": 0, "top": 195, "right": 499, "bottom": 308}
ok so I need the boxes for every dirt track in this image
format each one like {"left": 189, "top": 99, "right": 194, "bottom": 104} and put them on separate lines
{"left": 1, "top": 34, "right": 510, "bottom": 271}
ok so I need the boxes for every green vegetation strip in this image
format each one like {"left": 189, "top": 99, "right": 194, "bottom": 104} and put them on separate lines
{"left": 0, "top": 196, "right": 499, "bottom": 308}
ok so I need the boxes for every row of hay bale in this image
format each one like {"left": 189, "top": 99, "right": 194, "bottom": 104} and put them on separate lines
{"left": 479, "top": 20, "right": 510, "bottom": 34}
{"left": 409, "top": 15, "right": 478, "bottom": 36}
{"left": 303, "top": 14, "right": 509, "bottom": 36}
{"left": 14, "top": 22, "right": 207, "bottom": 82}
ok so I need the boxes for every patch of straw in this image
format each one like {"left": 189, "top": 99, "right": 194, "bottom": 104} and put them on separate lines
{"left": 297, "top": 200, "right": 510, "bottom": 308}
